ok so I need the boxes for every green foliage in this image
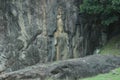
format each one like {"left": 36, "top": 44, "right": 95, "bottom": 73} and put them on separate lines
{"left": 81, "top": 67, "right": 120, "bottom": 80}
{"left": 100, "top": 35, "right": 120, "bottom": 55}
{"left": 80, "top": 0, "right": 120, "bottom": 26}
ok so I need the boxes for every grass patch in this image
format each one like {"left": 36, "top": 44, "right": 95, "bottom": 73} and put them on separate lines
{"left": 80, "top": 67, "right": 120, "bottom": 80}
{"left": 100, "top": 35, "right": 120, "bottom": 55}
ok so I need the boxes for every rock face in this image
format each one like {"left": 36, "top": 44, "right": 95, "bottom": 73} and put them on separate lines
{"left": 0, "top": 0, "right": 107, "bottom": 72}
{"left": 0, "top": 54, "right": 120, "bottom": 80}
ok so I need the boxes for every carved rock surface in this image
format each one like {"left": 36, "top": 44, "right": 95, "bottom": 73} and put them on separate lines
{"left": 0, "top": 0, "right": 107, "bottom": 72}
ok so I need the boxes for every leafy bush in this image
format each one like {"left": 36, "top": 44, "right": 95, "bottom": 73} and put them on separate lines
{"left": 80, "top": 0, "right": 120, "bottom": 26}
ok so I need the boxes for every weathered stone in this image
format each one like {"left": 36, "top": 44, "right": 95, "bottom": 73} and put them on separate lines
{"left": 0, "top": 54, "right": 120, "bottom": 80}
{"left": 0, "top": 0, "right": 110, "bottom": 72}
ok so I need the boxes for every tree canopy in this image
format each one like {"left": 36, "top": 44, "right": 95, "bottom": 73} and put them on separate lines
{"left": 80, "top": 0, "right": 120, "bottom": 26}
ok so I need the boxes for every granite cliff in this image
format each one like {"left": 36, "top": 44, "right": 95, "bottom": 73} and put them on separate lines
{"left": 0, "top": 0, "right": 111, "bottom": 72}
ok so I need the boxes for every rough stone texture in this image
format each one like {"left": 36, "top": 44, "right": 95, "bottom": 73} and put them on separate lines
{"left": 0, "top": 54, "right": 120, "bottom": 80}
{"left": 0, "top": 0, "right": 108, "bottom": 72}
